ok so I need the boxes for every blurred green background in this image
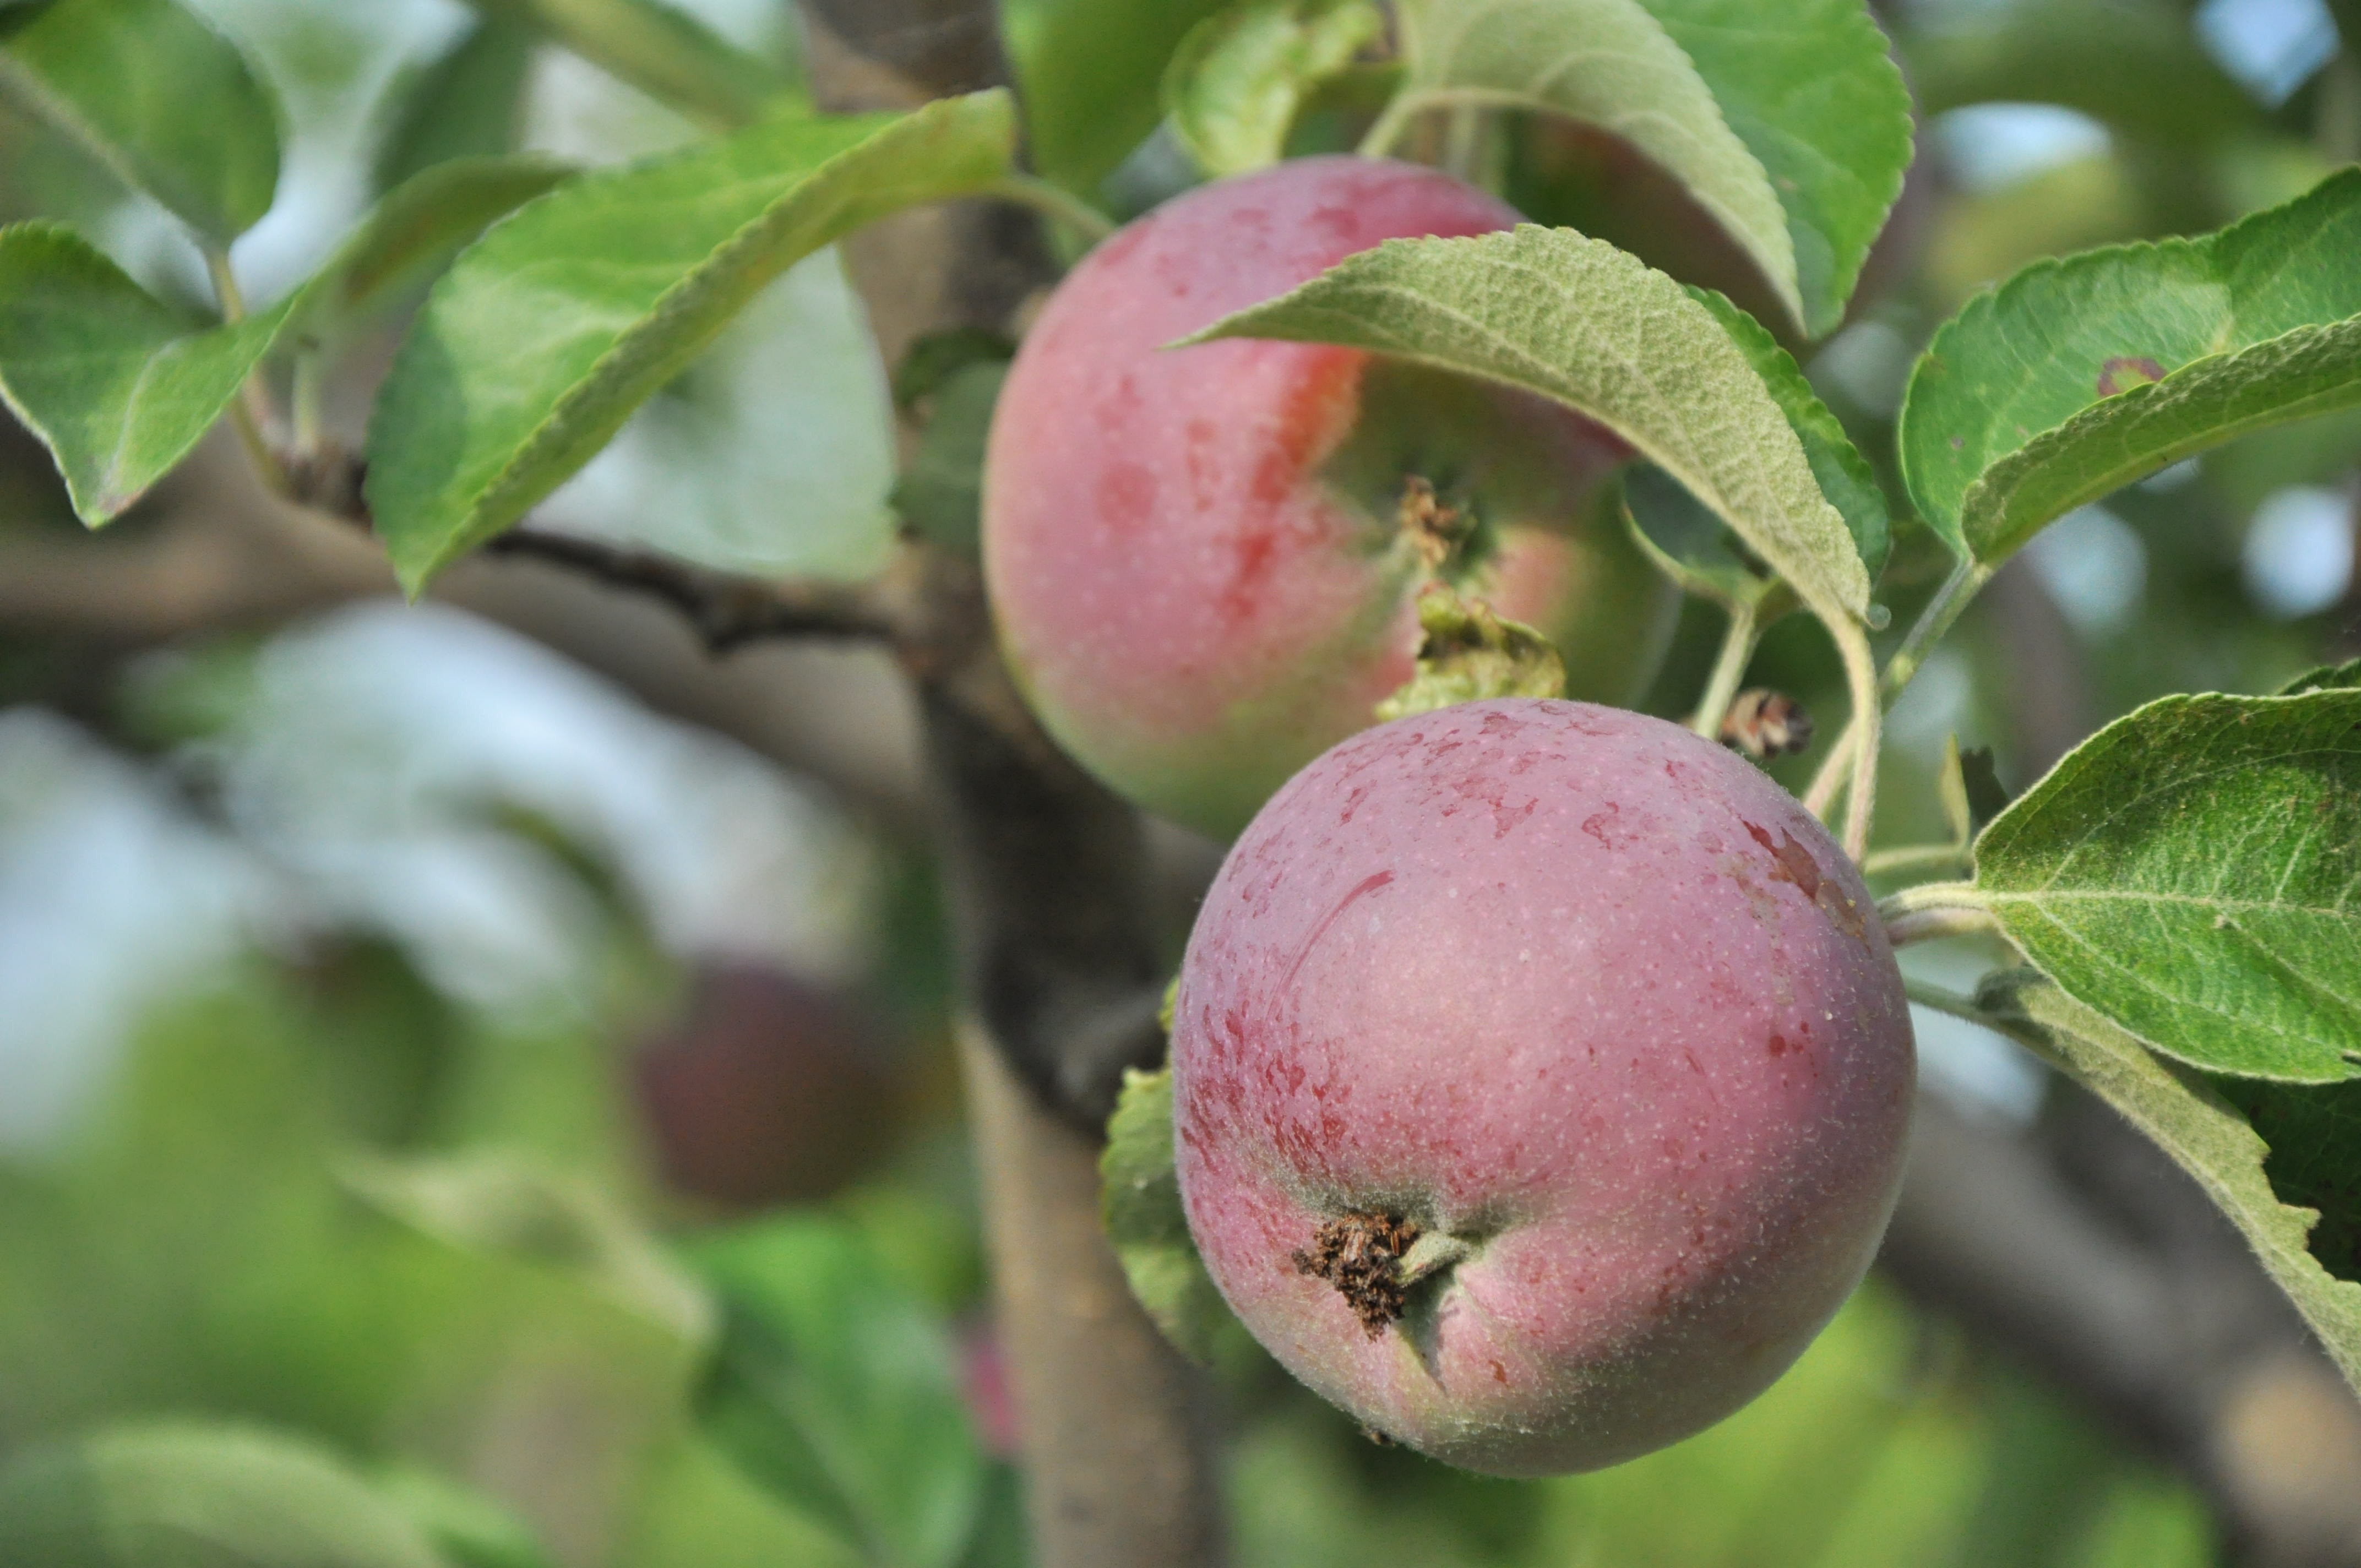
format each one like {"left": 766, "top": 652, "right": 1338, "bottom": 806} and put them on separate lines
{"left": 0, "top": 0, "right": 2355, "bottom": 1564}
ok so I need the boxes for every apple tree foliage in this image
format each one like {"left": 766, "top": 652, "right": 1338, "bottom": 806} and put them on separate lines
{"left": 0, "top": 0, "right": 2354, "bottom": 1550}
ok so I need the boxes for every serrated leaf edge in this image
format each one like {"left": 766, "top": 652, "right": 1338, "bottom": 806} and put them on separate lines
{"left": 1968, "top": 688, "right": 2361, "bottom": 1082}
{"left": 0, "top": 221, "right": 292, "bottom": 523}
{"left": 1184, "top": 226, "right": 1873, "bottom": 625}
{"left": 372, "top": 91, "right": 1015, "bottom": 593}
{"left": 1900, "top": 167, "right": 2361, "bottom": 557}
{"left": 1392, "top": 0, "right": 1805, "bottom": 333}
{"left": 1980, "top": 972, "right": 2361, "bottom": 1394}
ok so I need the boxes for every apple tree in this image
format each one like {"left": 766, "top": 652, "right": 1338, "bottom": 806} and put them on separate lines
{"left": 0, "top": 0, "right": 2357, "bottom": 1564}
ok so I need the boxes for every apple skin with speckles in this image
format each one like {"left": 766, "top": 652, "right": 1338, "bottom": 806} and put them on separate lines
{"left": 982, "top": 156, "right": 1675, "bottom": 841}
{"left": 1171, "top": 699, "right": 1914, "bottom": 1475}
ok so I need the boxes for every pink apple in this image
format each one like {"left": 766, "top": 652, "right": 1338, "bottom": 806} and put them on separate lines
{"left": 983, "top": 156, "right": 1674, "bottom": 840}
{"left": 1171, "top": 699, "right": 1914, "bottom": 1474}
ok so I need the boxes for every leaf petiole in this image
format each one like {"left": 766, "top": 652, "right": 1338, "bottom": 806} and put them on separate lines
{"left": 1860, "top": 842, "right": 1970, "bottom": 878}
{"left": 289, "top": 346, "right": 326, "bottom": 465}
{"left": 1806, "top": 556, "right": 1994, "bottom": 818}
{"left": 1688, "top": 596, "right": 1761, "bottom": 741}
{"left": 1884, "top": 903, "right": 2000, "bottom": 948}
{"left": 1881, "top": 556, "right": 1993, "bottom": 701}
{"left": 1899, "top": 974, "right": 1986, "bottom": 1024}
{"left": 1831, "top": 614, "right": 1881, "bottom": 862}
{"left": 204, "top": 247, "right": 292, "bottom": 498}
{"left": 1875, "top": 880, "right": 1994, "bottom": 948}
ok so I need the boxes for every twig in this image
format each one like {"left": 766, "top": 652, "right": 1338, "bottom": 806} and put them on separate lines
{"left": 480, "top": 527, "right": 909, "bottom": 652}
{"left": 251, "top": 440, "right": 914, "bottom": 658}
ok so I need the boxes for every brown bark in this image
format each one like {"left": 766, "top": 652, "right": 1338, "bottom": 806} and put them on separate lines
{"left": 795, "top": 6, "right": 1231, "bottom": 1564}
{"left": 961, "top": 1021, "right": 1227, "bottom": 1566}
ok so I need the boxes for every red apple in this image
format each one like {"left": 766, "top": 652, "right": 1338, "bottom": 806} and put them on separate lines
{"left": 1172, "top": 700, "right": 1914, "bottom": 1474}
{"left": 983, "top": 156, "right": 1674, "bottom": 840}
{"left": 633, "top": 965, "right": 899, "bottom": 1208}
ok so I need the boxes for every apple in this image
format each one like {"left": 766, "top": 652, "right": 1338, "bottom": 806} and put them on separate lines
{"left": 1170, "top": 699, "right": 1914, "bottom": 1474}
{"left": 633, "top": 964, "right": 899, "bottom": 1208}
{"left": 983, "top": 156, "right": 1674, "bottom": 840}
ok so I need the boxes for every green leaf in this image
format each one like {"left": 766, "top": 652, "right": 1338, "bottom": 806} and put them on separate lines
{"left": 0, "top": 222, "right": 291, "bottom": 524}
{"left": 2284, "top": 658, "right": 2361, "bottom": 696}
{"left": 1187, "top": 225, "right": 1874, "bottom": 629}
{"left": 689, "top": 1216, "right": 984, "bottom": 1568}
{"left": 1623, "top": 466, "right": 1789, "bottom": 616}
{"left": 2212, "top": 1076, "right": 2361, "bottom": 1287}
{"left": 0, "top": 1421, "right": 449, "bottom": 1568}
{"left": 466, "top": 0, "right": 790, "bottom": 130}
{"left": 374, "top": 13, "right": 537, "bottom": 192}
{"left": 1617, "top": 284, "right": 1889, "bottom": 612}
{"left": 890, "top": 360, "right": 1005, "bottom": 557}
{"left": 373, "top": 1469, "right": 557, "bottom": 1568}
{"left": 1101, "top": 1066, "right": 1239, "bottom": 1366}
{"left": 545, "top": 247, "right": 900, "bottom": 579}
{"left": 1388, "top": 0, "right": 1907, "bottom": 337}
{"left": 620, "top": 1439, "right": 864, "bottom": 1568}
{"left": 1374, "top": 584, "right": 1568, "bottom": 720}
{"left": 0, "top": 0, "right": 280, "bottom": 245}
{"left": 1690, "top": 287, "right": 1890, "bottom": 580}
{"left": 1968, "top": 691, "right": 2361, "bottom": 1081}
{"left": 363, "top": 91, "right": 1016, "bottom": 593}
{"left": 286, "top": 155, "right": 572, "bottom": 352}
{"left": 1639, "top": 0, "right": 1912, "bottom": 339}
{"left": 1004, "top": 0, "right": 1231, "bottom": 195}
{"left": 1162, "top": 0, "right": 1383, "bottom": 179}
{"left": 342, "top": 1152, "right": 715, "bottom": 1343}
{"left": 0, "top": 156, "right": 567, "bottom": 526}
{"left": 890, "top": 326, "right": 1015, "bottom": 412}
{"left": 1900, "top": 169, "right": 2361, "bottom": 564}
{"left": 1976, "top": 971, "right": 2361, "bottom": 1395}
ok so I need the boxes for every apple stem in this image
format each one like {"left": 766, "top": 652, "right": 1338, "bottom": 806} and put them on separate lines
{"left": 1400, "top": 1229, "right": 1477, "bottom": 1283}
{"left": 1875, "top": 881, "right": 1993, "bottom": 948}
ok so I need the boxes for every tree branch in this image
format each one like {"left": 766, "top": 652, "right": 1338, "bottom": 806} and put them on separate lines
{"left": 480, "top": 527, "right": 910, "bottom": 651}
{"left": 268, "top": 442, "right": 921, "bottom": 657}
{"left": 792, "top": 8, "right": 1229, "bottom": 1566}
